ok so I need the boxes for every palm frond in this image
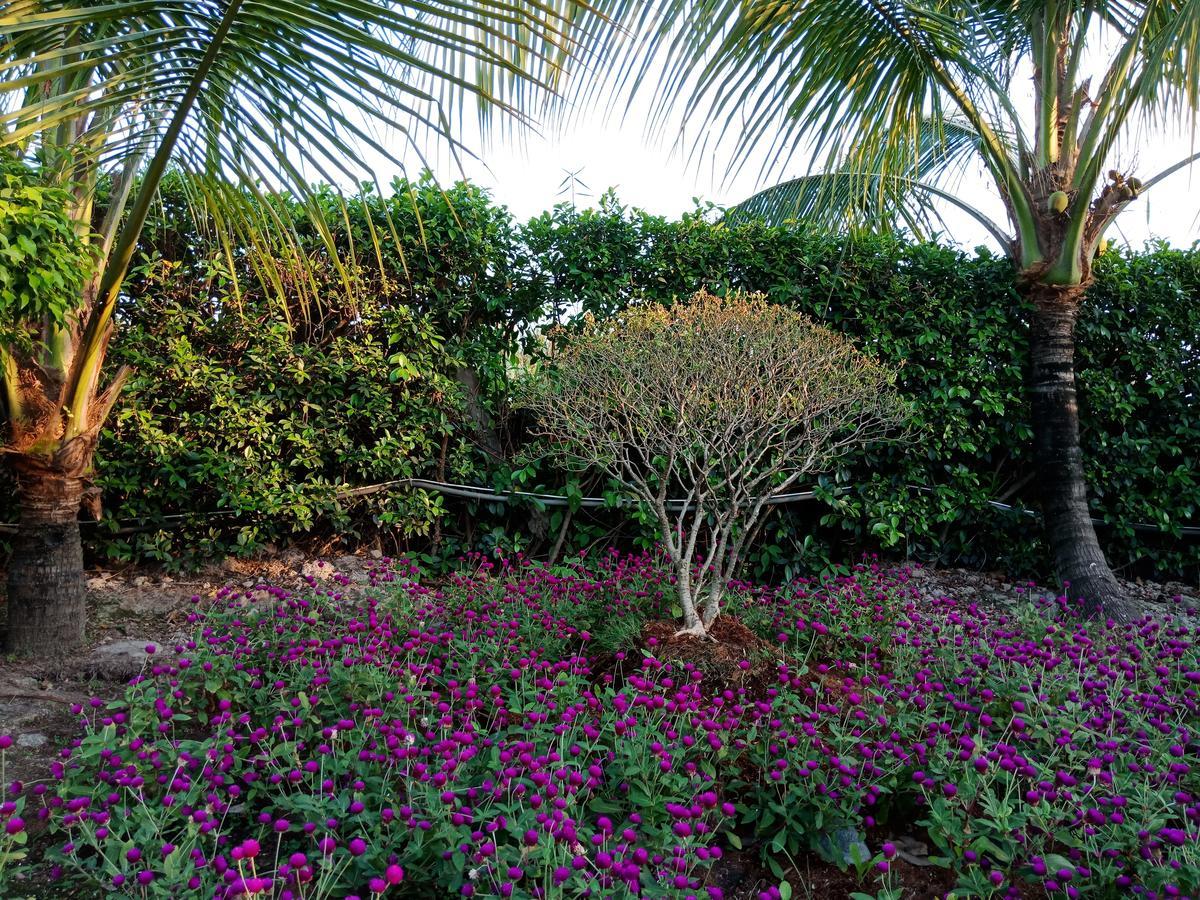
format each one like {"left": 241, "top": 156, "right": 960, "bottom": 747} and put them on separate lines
{"left": 726, "top": 119, "right": 1005, "bottom": 242}
{"left": 728, "top": 172, "right": 1011, "bottom": 250}
{"left": 1087, "top": 0, "right": 1200, "bottom": 171}
{"left": 588, "top": 1, "right": 1020, "bottom": 179}
{"left": 1, "top": 0, "right": 618, "bottom": 445}
{"left": 3, "top": 2, "right": 610, "bottom": 177}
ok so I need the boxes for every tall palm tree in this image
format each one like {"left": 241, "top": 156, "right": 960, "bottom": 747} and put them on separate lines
{"left": 598, "top": 0, "right": 1200, "bottom": 622}
{"left": 0, "top": 0, "right": 612, "bottom": 655}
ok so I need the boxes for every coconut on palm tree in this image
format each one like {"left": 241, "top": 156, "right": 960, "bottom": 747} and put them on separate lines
{"left": 0, "top": 0, "right": 612, "bottom": 655}
{"left": 596, "top": 0, "right": 1200, "bottom": 622}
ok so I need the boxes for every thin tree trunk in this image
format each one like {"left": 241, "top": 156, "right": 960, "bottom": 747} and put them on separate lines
{"left": 675, "top": 568, "right": 705, "bottom": 636}
{"left": 1027, "top": 284, "right": 1137, "bottom": 623}
{"left": 548, "top": 507, "right": 573, "bottom": 567}
{"left": 4, "top": 458, "right": 87, "bottom": 654}
{"left": 454, "top": 365, "right": 502, "bottom": 459}
{"left": 700, "top": 581, "right": 721, "bottom": 629}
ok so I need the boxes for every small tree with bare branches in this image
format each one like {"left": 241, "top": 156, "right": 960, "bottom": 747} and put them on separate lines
{"left": 517, "top": 290, "right": 907, "bottom": 637}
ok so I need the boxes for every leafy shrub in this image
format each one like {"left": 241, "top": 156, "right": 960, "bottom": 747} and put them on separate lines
{"left": 0, "top": 173, "right": 535, "bottom": 566}
{"left": 94, "top": 286, "right": 467, "bottom": 565}
{"left": 521, "top": 198, "right": 1200, "bottom": 581}
{"left": 3, "top": 185, "right": 1195, "bottom": 582}
{"left": 518, "top": 291, "right": 906, "bottom": 634}
{"left": 0, "top": 153, "right": 93, "bottom": 356}
{"left": 5, "top": 553, "right": 1198, "bottom": 899}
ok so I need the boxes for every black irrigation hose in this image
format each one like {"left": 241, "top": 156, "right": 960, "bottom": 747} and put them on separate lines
{"left": 1, "top": 477, "right": 1197, "bottom": 538}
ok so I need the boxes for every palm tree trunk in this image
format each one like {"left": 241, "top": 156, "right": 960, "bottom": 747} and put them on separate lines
{"left": 4, "top": 457, "right": 87, "bottom": 654}
{"left": 1027, "top": 283, "right": 1137, "bottom": 623}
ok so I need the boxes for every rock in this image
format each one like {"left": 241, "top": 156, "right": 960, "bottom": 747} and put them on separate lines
{"left": 369, "top": 548, "right": 383, "bottom": 560}
{"left": 815, "top": 826, "right": 870, "bottom": 867}
{"left": 302, "top": 560, "right": 334, "bottom": 581}
{"left": 895, "top": 835, "right": 932, "bottom": 867}
{"left": 16, "top": 733, "right": 47, "bottom": 749}
{"left": 94, "top": 639, "right": 156, "bottom": 659}
{"left": 0, "top": 706, "right": 48, "bottom": 732}
{"left": 118, "top": 592, "right": 179, "bottom": 617}
{"left": 88, "top": 639, "right": 163, "bottom": 679}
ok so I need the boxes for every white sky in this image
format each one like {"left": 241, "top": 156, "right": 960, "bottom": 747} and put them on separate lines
{"left": 386, "top": 106, "right": 1200, "bottom": 252}
{"left": 362, "top": 49, "right": 1200, "bottom": 254}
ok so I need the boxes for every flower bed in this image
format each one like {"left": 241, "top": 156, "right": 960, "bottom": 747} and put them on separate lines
{"left": 2, "top": 552, "right": 1197, "bottom": 899}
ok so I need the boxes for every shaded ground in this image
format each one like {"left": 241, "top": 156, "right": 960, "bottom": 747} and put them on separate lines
{"left": 0, "top": 556, "right": 1194, "bottom": 898}
{"left": 0, "top": 552, "right": 379, "bottom": 794}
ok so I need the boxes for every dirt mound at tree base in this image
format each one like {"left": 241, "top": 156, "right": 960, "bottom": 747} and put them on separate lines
{"left": 639, "top": 616, "right": 778, "bottom": 696}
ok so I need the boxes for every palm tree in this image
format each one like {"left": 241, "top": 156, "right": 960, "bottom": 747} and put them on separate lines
{"left": 0, "top": 0, "right": 612, "bottom": 655}
{"left": 598, "top": 0, "right": 1200, "bottom": 622}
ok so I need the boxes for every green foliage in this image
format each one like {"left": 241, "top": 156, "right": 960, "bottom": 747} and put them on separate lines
{"left": 1075, "top": 247, "right": 1200, "bottom": 577}
{"left": 68, "top": 175, "right": 528, "bottom": 566}
{"left": 0, "top": 154, "right": 91, "bottom": 354}
{"left": 96, "top": 294, "right": 462, "bottom": 565}
{"left": 2, "top": 184, "right": 1195, "bottom": 582}
{"left": 519, "top": 197, "right": 1199, "bottom": 581}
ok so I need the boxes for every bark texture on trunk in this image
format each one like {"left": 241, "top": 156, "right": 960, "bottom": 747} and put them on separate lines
{"left": 1028, "top": 284, "right": 1137, "bottom": 624}
{"left": 454, "top": 365, "right": 502, "bottom": 459}
{"left": 673, "top": 568, "right": 709, "bottom": 637}
{"left": 4, "top": 459, "right": 87, "bottom": 654}
{"left": 700, "top": 583, "right": 721, "bottom": 629}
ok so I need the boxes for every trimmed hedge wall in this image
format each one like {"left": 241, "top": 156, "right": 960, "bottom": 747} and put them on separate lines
{"left": 521, "top": 198, "right": 1200, "bottom": 581}
{"left": 1, "top": 184, "right": 1196, "bottom": 581}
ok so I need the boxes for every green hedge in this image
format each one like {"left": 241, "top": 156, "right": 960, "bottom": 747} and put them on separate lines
{"left": 2, "top": 184, "right": 1196, "bottom": 581}
{"left": 1, "top": 174, "right": 523, "bottom": 565}
{"left": 521, "top": 197, "right": 1199, "bottom": 581}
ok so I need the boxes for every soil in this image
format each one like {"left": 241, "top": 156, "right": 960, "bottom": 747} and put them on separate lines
{"left": 712, "top": 841, "right": 959, "bottom": 900}
{"left": 639, "top": 615, "right": 779, "bottom": 698}
{"left": 902, "top": 564, "right": 1198, "bottom": 620}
